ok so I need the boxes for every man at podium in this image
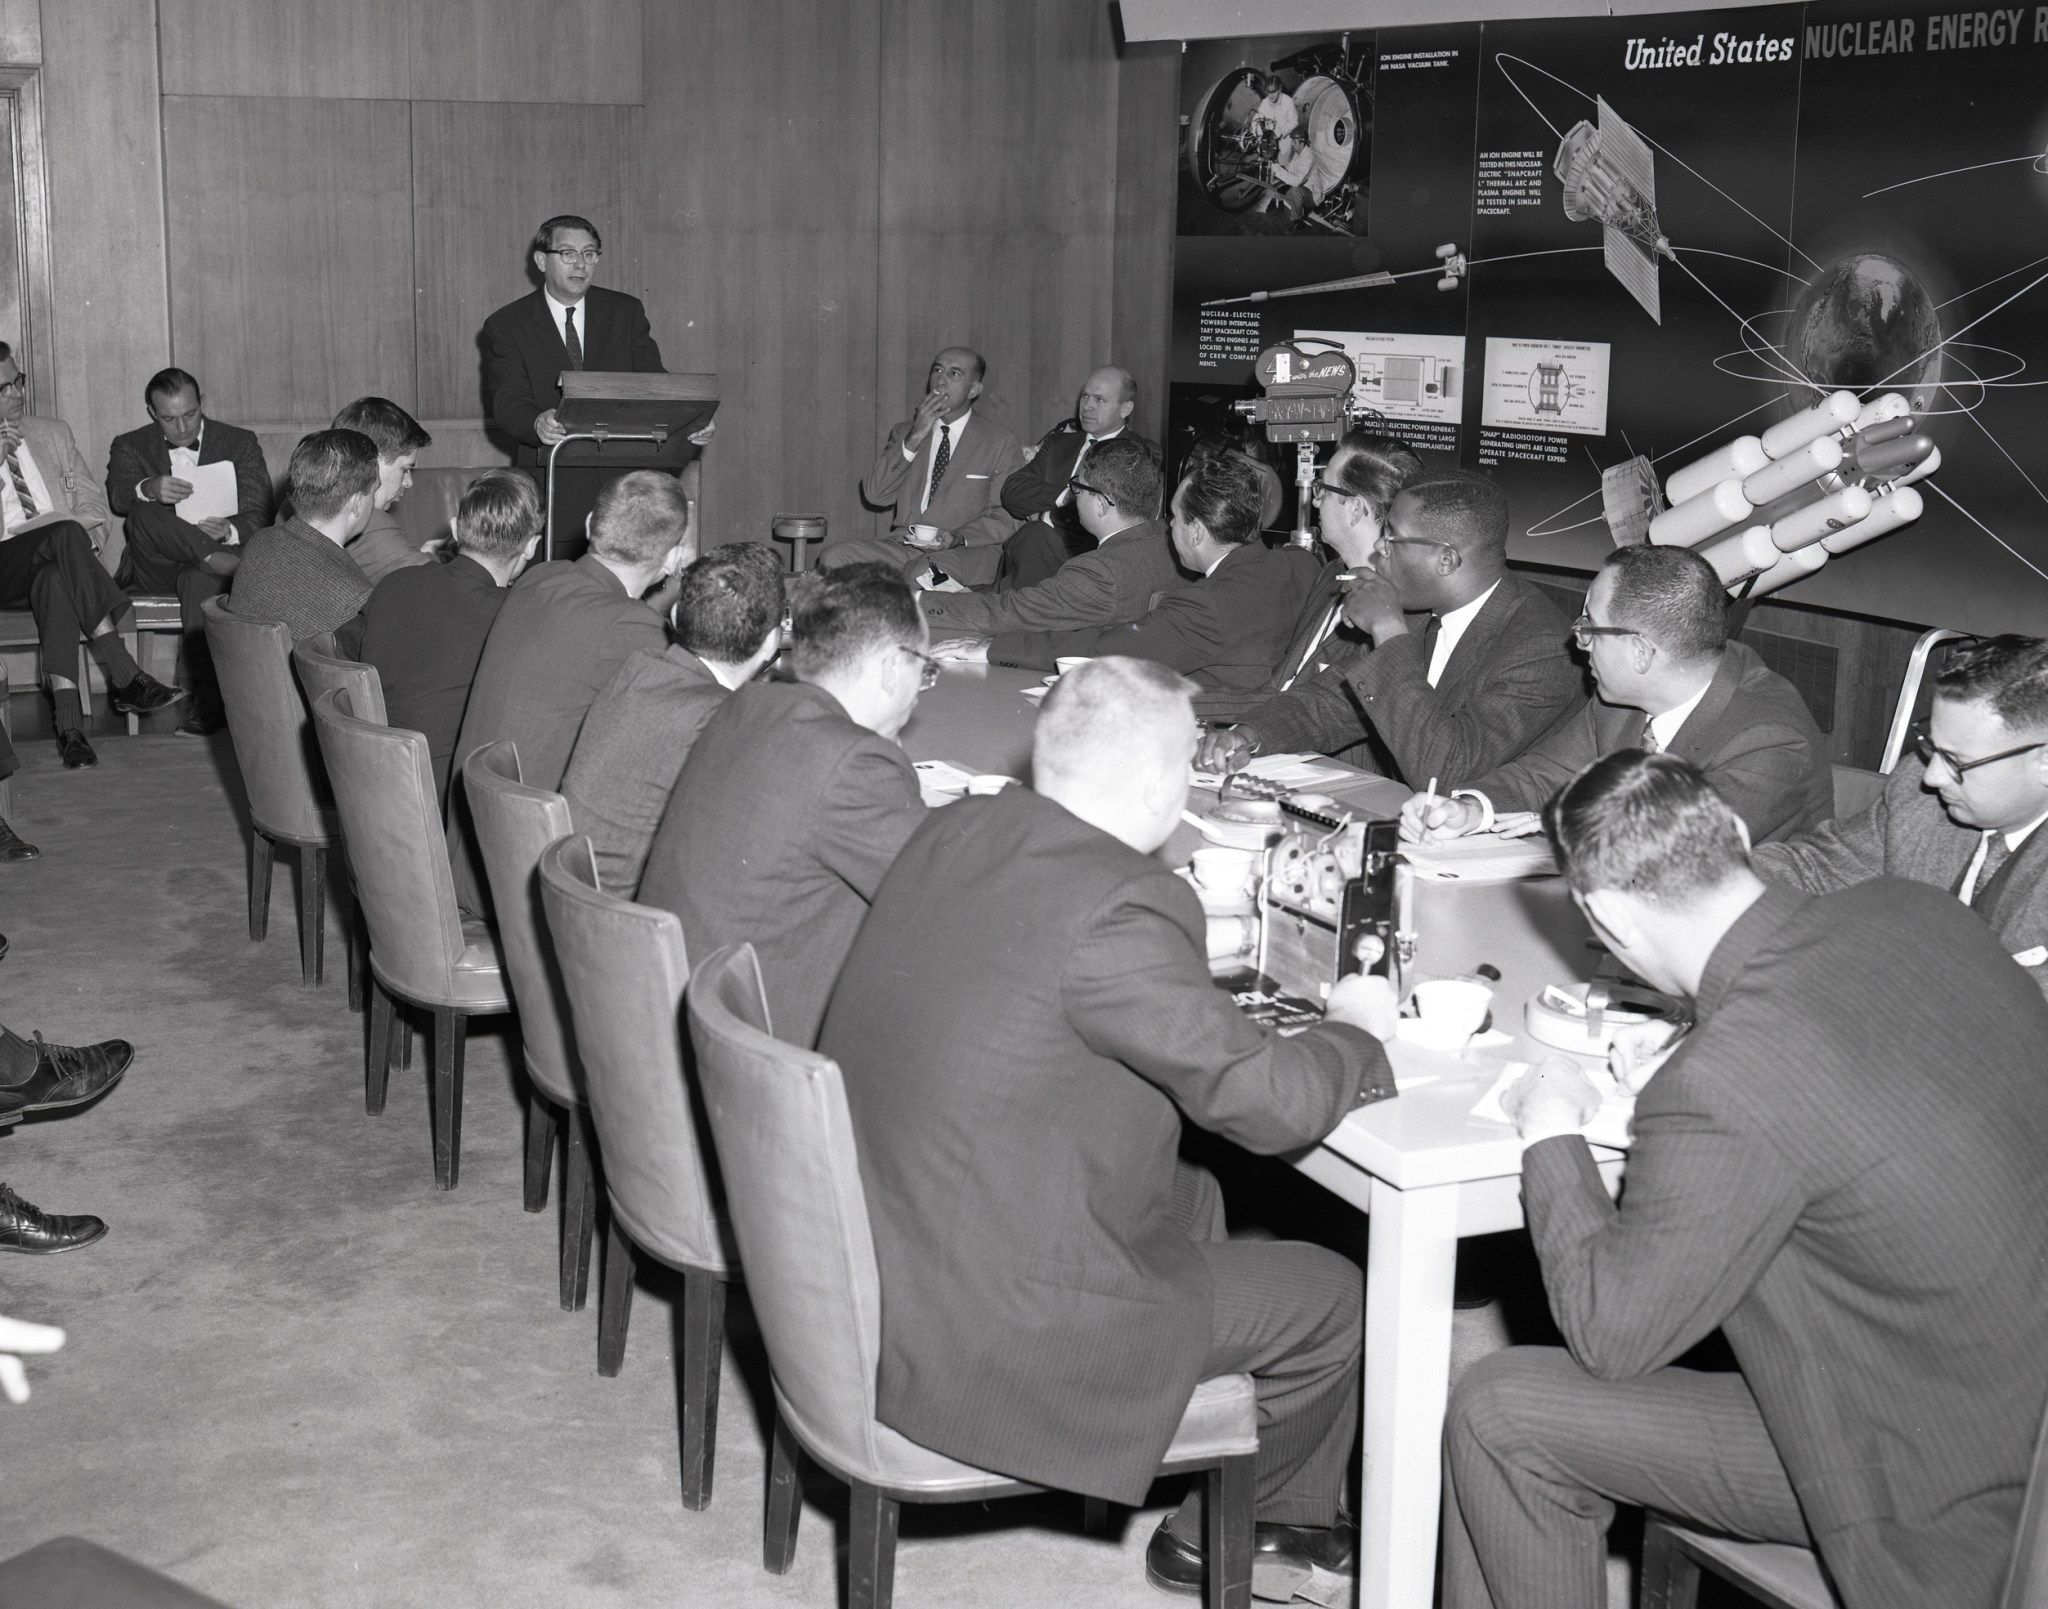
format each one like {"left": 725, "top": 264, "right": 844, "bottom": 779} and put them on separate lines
{"left": 483, "top": 214, "right": 710, "bottom": 561}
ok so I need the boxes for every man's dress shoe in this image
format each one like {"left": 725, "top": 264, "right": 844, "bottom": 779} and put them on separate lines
{"left": 0, "top": 1183, "right": 106, "bottom": 1253}
{"left": 1145, "top": 1516, "right": 1355, "bottom": 1601}
{"left": 0, "top": 1034, "right": 132, "bottom": 1119}
{"left": 109, "top": 671, "right": 187, "bottom": 716}
{"left": 55, "top": 728, "right": 96, "bottom": 769}
{"left": 0, "top": 819, "right": 30, "bottom": 861}
{"left": 176, "top": 699, "right": 226, "bottom": 738}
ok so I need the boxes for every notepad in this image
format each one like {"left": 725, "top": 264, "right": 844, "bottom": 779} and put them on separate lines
{"left": 1471, "top": 1061, "right": 1635, "bottom": 1149}
{"left": 174, "top": 460, "right": 239, "bottom": 525}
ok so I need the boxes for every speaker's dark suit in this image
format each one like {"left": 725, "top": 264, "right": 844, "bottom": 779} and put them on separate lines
{"left": 821, "top": 784, "right": 1392, "bottom": 1508}
{"left": 1444, "top": 880, "right": 2048, "bottom": 1609}
{"left": 997, "top": 424, "right": 1158, "bottom": 590}
{"left": 994, "top": 538, "right": 1319, "bottom": 687}
{"left": 482, "top": 286, "right": 665, "bottom": 555}
{"left": 1467, "top": 639, "right": 1832, "bottom": 843}
{"left": 637, "top": 679, "right": 926, "bottom": 1049}
{"left": 1198, "top": 570, "right": 1583, "bottom": 786}
{"left": 1754, "top": 753, "right": 2048, "bottom": 998}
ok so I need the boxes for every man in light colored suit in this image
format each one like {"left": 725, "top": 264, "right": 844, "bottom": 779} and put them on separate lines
{"left": 638, "top": 562, "right": 930, "bottom": 1048}
{"left": 562, "top": 541, "right": 784, "bottom": 895}
{"left": 1754, "top": 634, "right": 2048, "bottom": 997}
{"left": 0, "top": 343, "right": 184, "bottom": 774}
{"left": 821, "top": 657, "right": 1399, "bottom": 1600}
{"left": 1406, "top": 543, "right": 1830, "bottom": 845}
{"left": 1445, "top": 750, "right": 2048, "bottom": 1609}
{"left": 825, "top": 347, "right": 1025, "bottom": 587}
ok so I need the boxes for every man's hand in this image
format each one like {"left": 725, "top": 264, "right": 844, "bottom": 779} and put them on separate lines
{"left": 1326, "top": 972, "right": 1399, "bottom": 1042}
{"left": 905, "top": 389, "right": 948, "bottom": 451}
{"left": 0, "top": 1313, "right": 65, "bottom": 1404}
{"left": 687, "top": 419, "right": 716, "bottom": 448}
{"left": 1196, "top": 727, "right": 1255, "bottom": 776}
{"left": 1500, "top": 1056, "right": 1603, "bottom": 1140}
{"left": 145, "top": 475, "right": 195, "bottom": 504}
{"left": 902, "top": 526, "right": 953, "bottom": 552}
{"left": 534, "top": 408, "right": 568, "bottom": 446}
{"left": 196, "top": 517, "right": 235, "bottom": 543}
{"left": 0, "top": 420, "right": 23, "bottom": 452}
{"left": 1399, "top": 791, "right": 1482, "bottom": 842}
{"left": 1608, "top": 1019, "right": 1684, "bottom": 1095}
{"left": 1339, "top": 568, "right": 1408, "bottom": 642}
{"left": 929, "top": 637, "right": 989, "bottom": 664}
{"left": 1020, "top": 443, "right": 1040, "bottom": 463}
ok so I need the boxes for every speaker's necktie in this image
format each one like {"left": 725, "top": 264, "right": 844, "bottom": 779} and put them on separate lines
{"left": 5, "top": 444, "right": 36, "bottom": 518}
{"left": 925, "top": 424, "right": 952, "bottom": 510}
{"left": 563, "top": 306, "right": 583, "bottom": 370}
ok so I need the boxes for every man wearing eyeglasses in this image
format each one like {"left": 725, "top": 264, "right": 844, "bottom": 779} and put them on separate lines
{"left": 0, "top": 342, "right": 184, "bottom": 777}
{"left": 1404, "top": 542, "right": 1831, "bottom": 845}
{"left": 639, "top": 563, "right": 931, "bottom": 1049}
{"left": 995, "top": 366, "right": 1156, "bottom": 590}
{"left": 483, "top": 215, "right": 705, "bottom": 563}
{"left": 1752, "top": 635, "right": 2048, "bottom": 997}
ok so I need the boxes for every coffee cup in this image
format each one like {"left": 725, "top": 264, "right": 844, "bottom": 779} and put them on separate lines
{"left": 1190, "top": 845, "right": 1258, "bottom": 897}
{"left": 1054, "top": 656, "right": 1093, "bottom": 677}
{"left": 905, "top": 524, "right": 945, "bottom": 549}
{"left": 1410, "top": 978, "right": 1493, "bottom": 1041}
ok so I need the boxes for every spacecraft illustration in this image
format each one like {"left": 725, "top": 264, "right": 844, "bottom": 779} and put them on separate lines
{"left": 1553, "top": 97, "right": 1671, "bottom": 324}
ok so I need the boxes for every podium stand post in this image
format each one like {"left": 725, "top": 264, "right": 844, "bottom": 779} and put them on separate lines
{"left": 545, "top": 431, "right": 669, "bottom": 562}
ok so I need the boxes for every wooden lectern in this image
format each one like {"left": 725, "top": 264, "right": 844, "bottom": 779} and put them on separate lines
{"left": 545, "top": 371, "right": 720, "bottom": 560}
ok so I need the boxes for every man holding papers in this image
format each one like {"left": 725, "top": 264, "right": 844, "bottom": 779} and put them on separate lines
{"left": 108, "top": 367, "right": 272, "bottom": 735}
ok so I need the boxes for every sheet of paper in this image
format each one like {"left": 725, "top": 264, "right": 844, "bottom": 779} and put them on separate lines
{"left": 1471, "top": 1061, "right": 1635, "bottom": 1150}
{"left": 174, "top": 460, "right": 240, "bottom": 525}
{"left": 1404, "top": 831, "right": 1557, "bottom": 882}
{"left": 912, "top": 759, "right": 977, "bottom": 807}
{"left": 1190, "top": 751, "right": 1355, "bottom": 790}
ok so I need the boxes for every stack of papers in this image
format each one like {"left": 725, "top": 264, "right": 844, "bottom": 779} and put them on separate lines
{"left": 1471, "top": 1061, "right": 1635, "bottom": 1149}
{"left": 1403, "top": 830, "right": 1557, "bottom": 882}
{"left": 174, "top": 461, "right": 240, "bottom": 525}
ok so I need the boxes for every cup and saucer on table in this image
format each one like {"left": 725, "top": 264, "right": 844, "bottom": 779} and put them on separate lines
{"left": 1021, "top": 656, "right": 1094, "bottom": 705}
{"left": 1395, "top": 977, "right": 1500, "bottom": 1056}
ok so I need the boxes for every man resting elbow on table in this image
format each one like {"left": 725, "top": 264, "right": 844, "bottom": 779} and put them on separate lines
{"left": 1444, "top": 750, "right": 2048, "bottom": 1609}
{"left": 925, "top": 435, "right": 1182, "bottom": 665}
{"left": 821, "top": 656, "right": 1398, "bottom": 1600}
{"left": 1195, "top": 461, "right": 1582, "bottom": 785}
{"left": 1401, "top": 542, "right": 1831, "bottom": 848}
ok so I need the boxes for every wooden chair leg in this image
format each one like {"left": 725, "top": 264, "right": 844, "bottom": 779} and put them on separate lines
{"left": 597, "top": 1213, "right": 634, "bottom": 1378}
{"left": 299, "top": 844, "right": 326, "bottom": 985}
{"left": 365, "top": 979, "right": 394, "bottom": 1115}
{"left": 523, "top": 1094, "right": 556, "bottom": 1215}
{"left": 847, "top": 1480, "right": 900, "bottom": 1609}
{"left": 344, "top": 887, "right": 365, "bottom": 1012}
{"left": 1206, "top": 1455, "right": 1255, "bottom": 1609}
{"left": 432, "top": 1008, "right": 467, "bottom": 1190}
{"left": 764, "top": 1412, "right": 804, "bottom": 1573}
{"left": 248, "top": 833, "right": 273, "bottom": 941}
{"left": 1639, "top": 1520, "right": 1702, "bottom": 1609}
{"left": 1082, "top": 1497, "right": 1110, "bottom": 1535}
{"left": 678, "top": 1267, "right": 726, "bottom": 1511}
{"left": 560, "top": 1107, "right": 597, "bottom": 1310}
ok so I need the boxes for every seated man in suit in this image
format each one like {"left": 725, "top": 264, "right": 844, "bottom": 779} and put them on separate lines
{"left": 0, "top": 343, "right": 184, "bottom": 772}
{"left": 821, "top": 657, "right": 1399, "bottom": 1600}
{"left": 924, "top": 436, "right": 1179, "bottom": 662}
{"left": 1753, "top": 634, "right": 2048, "bottom": 997}
{"left": 825, "top": 347, "right": 1025, "bottom": 587}
{"left": 994, "top": 365, "right": 1155, "bottom": 589}
{"left": 1445, "top": 750, "right": 2048, "bottom": 1609}
{"left": 639, "top": 562, "right": 929, "bottom": 1048}
{"left": 1405, "top": 543, "right": 1830, "bottom": 845}
{"left": 357, "top": 469, "right": 541, "bottom": 814}
{"left": 331, "top": 397, "right": 434, "bottom": 587}
{"left": 228, "top": 430, "right": 379, "bottom": 652}
{"left": 448, "top": 470, "right": 691, "bottom": 912}
{"left": 562, "top": 541, "right": 784, "bottom": 895}
{"left": 106, "top": 366, "right": 272, "bottom": 737}
{"left": 1201, "top": 458, "right": 1584, "bottom": 787}
{"left": 991, "top": 452, "right": 1319, "bottom": 687}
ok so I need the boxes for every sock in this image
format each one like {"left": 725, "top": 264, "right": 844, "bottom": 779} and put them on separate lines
{"left": 0, "top": 1025, "right": 37, "bottom": 1085}
{"left": 50, "top": 684, "right": 83, "bottom": 734}
{"left": 89, "top": 631, "right": 142, "bottom": 688}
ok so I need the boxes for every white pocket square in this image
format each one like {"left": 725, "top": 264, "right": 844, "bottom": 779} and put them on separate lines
{"left": 2013, "top": 946, "right": 2047, "bottom": 967}
{"left": 964, "top": 473, "right": 989, "bottom": 479}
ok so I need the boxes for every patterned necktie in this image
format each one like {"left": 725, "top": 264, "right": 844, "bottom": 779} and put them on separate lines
{"left": 1967, "top": 831, "right": 2014, "bottom": 906}
{"left": 925, "top": 424, "right": 952, "bottom": 510}
{"left": 1639, "top": 719, "right": 1663, "bottom": 755}
{"left": 5, "top": 443, "right": 35, "bottom": 518}
{"left": 563, "top": 306, "right": 583, "bottom": 370}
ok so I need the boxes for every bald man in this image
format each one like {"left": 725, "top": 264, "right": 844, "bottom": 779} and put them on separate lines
{"left": 997, "top": 365, "right": 1159, "bottom": 590}
{"left": 826, "top": 346, "right": 1025, "bottom": 588}
{"left": 822, "top": 655, "right": 1397, "bottom": 1600}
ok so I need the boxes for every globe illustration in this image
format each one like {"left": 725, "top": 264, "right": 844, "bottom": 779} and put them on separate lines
{"left": 1785, "top": 252, "right": 1944, "bottom": 410}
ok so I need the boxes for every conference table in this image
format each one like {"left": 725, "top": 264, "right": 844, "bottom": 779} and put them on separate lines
{"left": 900, "top": 662, "right": 1626, "bottom": 1609}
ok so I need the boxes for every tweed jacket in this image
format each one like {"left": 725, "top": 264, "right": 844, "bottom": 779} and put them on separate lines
{"left": 6, "top": 416, "right": 114, "bottom": 547}
{"left": 227, "top": 516, "right": 372, "bottom": 647}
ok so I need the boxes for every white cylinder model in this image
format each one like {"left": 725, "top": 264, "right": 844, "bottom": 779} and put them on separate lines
{"left": 1749, "top": 542, "right": 1830, "bottom": 598}
{"left": 1760, "top": 391, "right": 1859, "bottom": 459}
{"left": 1769, "top": 484, "right": 1874, "bottom": 551}
{"left": 1742, "top": 436, "right": 1844, "bottom": 507}
{"left": 1699, "top": 524, "right": 1779, "bottom": 585}
{"left": 1649, "top": 478, "right": 1753, "bottom": 547}
{"left": 1664, "top": 436, "right": 1767, "bottom": 507}
{"left": 1850, "top": 392, "right": 1912, "bottom": 433}
{"left": 1821, "top": 486, "right": 1924, "bottom": 555}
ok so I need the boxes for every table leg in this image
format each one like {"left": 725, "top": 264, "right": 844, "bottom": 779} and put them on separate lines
{"left": 1359, "top": 1177, "right": 1461, "bottom": 1609}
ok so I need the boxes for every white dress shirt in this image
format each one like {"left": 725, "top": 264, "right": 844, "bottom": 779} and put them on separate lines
{"left": 902, "top": 409, "right": 973, "bottom": 513}
{"left": 1426, "top": 580, "right": 1499, "bottom": 688}
{"left": 0, "top": 437, "right": 56, "bottom": 537}
{"left": 1644, "top": 678, "right": 1711, "bottom": 752}
{"left": 543, "top": 289, "right": 587, "bottom": 351}
{"left": 1056, "top": 425, "right": 1123, "bottom": 509}
{"left": 1959, "top": 810, "right": 2048, "bottom": 906}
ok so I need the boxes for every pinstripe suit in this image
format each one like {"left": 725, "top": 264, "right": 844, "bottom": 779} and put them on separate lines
{"left": 1444, "top": 880, "right": 2048, "bottom": 1609}
{"left": 821, "top": 784, "right": 1393, "bottom": 1511}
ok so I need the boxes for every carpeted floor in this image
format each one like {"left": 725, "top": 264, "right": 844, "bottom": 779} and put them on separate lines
{"left": 0, "top": 725, "right": 1641, "bottom": 1609}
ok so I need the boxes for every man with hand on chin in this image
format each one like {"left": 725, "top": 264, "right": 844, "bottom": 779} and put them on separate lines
{"left": 1444, "top": 749, "right": 2048, "bottom": 1609}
